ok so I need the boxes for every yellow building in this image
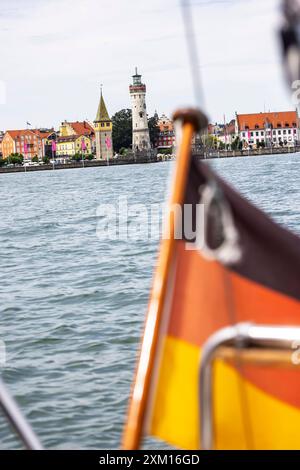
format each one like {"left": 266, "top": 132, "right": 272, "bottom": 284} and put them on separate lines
{"left": 56, "top": 135, "right": 92, "bottom": 158}
{"left": 59, "top": 120, "right": 95, "bottom": 138}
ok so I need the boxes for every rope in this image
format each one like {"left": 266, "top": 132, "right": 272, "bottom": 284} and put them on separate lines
{"left": 180, "top": 0, "right": 206, "bottom": 109}
{"left": 179, "top": 0, "right": 255, "bottom": 449}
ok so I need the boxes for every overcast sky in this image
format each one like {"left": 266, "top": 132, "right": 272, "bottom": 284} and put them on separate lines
{"left": 0, "top": 0, "right": 293, "bottom": 130}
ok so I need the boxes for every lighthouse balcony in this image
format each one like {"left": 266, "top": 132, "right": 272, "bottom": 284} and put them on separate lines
{"left": 129, "top": 85, "right": 146, "bottom": 93}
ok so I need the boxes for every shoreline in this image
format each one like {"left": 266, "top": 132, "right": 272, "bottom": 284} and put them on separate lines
{"left": 1, "top": 146, "right": 300, "bottom": 174}
{"left": 0, "top": 156, "right": 158, "bottom": 174}
{"left": 194, "top": 145, "right": 300, "bottom": 159}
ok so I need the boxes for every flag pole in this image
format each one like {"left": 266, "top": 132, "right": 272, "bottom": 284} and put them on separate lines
{"left": 24, "top": 138, "right": 27, "bottom": 173}
{"left": 122, "top": 109, "right": 208, "bottom": 450}
{"left": 51, "top": 138, "right": 56, "bottom": 171}
{"left": 82, "top": 147, "right": 84, "bottom": 169}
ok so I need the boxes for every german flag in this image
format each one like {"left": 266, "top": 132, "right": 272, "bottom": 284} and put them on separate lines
{"left": 122, "top": 110, "right": 300, "bottom": 450}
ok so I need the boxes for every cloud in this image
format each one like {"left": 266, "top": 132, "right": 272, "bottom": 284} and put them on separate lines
{"left": 0, "top": 0, "right": 292, "bottom": 129}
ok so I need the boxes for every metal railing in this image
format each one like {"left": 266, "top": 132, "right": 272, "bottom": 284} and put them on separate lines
{"left": 199, "top": 323, "right": 300, "bottom": 450}
{"left": 0, "top": 378, "right": 43, "bottom": 450}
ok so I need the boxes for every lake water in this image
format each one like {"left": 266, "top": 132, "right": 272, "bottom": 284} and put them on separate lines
{"left": 0, "top": 153, "right": 300, "bottom": 449}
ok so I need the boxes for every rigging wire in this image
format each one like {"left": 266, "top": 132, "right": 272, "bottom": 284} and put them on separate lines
{"left": 180, "top": 0, "right": 206, "bottom": 109}
{"left": 180, "top": 0, "right": 255, "bottom": 450}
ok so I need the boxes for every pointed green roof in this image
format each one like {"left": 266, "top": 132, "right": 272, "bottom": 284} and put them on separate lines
{"left": 95, "top": 92, "right": 111, "bottom": 123}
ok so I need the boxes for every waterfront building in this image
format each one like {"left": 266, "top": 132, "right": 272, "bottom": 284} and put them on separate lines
{"left": 156, "top": 114, "right": 176, "bottom": 149}
{"left": 0, "top": 131, "right": 4, "bottom": 156}
{"left": 59, "top": 120, "right": 95, "bottom": 154}
{"left": 236, "top": 111, "right": 300, "bottom": 148}
{"left": 59, "top": 120, "right": 94, "bottom": 138}
{"left": 94, "top": 90, "right": 113, "bottom": 160}
{"left": 32, "top": 129, "right": 56, "bottom": 159}
{"left": 129, "top": 68, "right": 151, "bottom": 151}
{"left": 1, "top": 129, "right": 55, "bottom": 160}
{"left": 218, "top": 120, "right": 236, "bottom": 146}
{"left": 208, "top": 120, "right": 236, "bottom": 147}
{"left": 56, "top": 134, "right": 92, "bottom": 159}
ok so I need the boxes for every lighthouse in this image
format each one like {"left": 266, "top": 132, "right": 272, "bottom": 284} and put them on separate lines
{"left": 94, "top": 88, "right": 113, "bottom": 160}
{"left": 129, "top": 68, "right": 151, "bottom": 151}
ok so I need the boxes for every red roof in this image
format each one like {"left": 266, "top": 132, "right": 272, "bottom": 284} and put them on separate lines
{"left": 31, "top": 129, "right": 55, "bottom": 139}
{"left": 5, "top": 129, "right": 55, "bottom": 141}
{"left": 237, "top": 111, "right": 299, "bottom": 130}
{"left": 57, "top": 135, "right": 78, "bottom": 143}
{"left": 69, "top": 121, "right": 94, "bottom": 136}
{"left": 6, "top": 129, "right": 37, "bottom": 140}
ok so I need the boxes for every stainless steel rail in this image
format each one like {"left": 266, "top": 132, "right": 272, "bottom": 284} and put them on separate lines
{"left": 0, "top": 378, "right": 43, "bottom": 450}
{"left": 199, "top": 323, "right": 300, "bottom": 450}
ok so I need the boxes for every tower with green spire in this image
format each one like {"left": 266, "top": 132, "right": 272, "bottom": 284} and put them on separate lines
{"left": 94, "top": 87, "right": 113, "bottom": 160}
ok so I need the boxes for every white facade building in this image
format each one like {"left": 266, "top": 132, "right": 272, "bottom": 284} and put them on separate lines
{"left": 236, "top": 111, "right": 300, "bottom": 148}
{"left": 129, "top": 68, "right": 151, "bottom": 151}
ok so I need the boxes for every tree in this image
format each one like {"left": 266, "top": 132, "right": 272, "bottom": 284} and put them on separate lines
{"left": 119, "top": 147, "right": 128, "bottom": 156}
{"left": 231, "top": 136, "right": 240, "bottom": 150}
{"left": 32, "top": 156, "right": 39, "bottom": 163}
{"left": 8, "top": 153, "right": 23, "bottom": 165}
{"left": 201, "top": 134, "right": 219, "bottom": 149}
{"left": 148, "top": 114, "right": 160, "bottom": 147}
{"left": 158, "top": 148, "right": 172, "bottom": 155}
{"left": 42, "top": 156, "right": 50, "bottom": 164}
{"left": 72, "top": 153, "right": 83, "bottom": 162}
{"left": 112, "top": 109, "right": 132, "bottom": 152}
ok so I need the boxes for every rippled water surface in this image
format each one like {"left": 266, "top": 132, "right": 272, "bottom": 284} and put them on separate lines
{"left": 0, "top": 154, "right": 299, "bottom": 449}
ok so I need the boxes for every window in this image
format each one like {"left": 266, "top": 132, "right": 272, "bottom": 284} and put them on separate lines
{"left": 255, "top": 125, "right": 259, "bottom": 129}
{"left": 292, "top": 122, "right": 297, "bottom": 127}
{"left": 285, "top": 123, "right": 289, "bottom": 127}
{"left": 256, "top": 132, "right": 259, "bottom": 136}
{"left": 288, "top": 129, "right": 292, "bottom": 134}
{"left": 101, "top": 123, "right": 104, "bottom": 127}
{"left": 283, "top": 129, "right": 287, "bottom": 134}
{"left": 139, "top": 112, "right": 143, "bottom": 118}
{"left": 250, "top": 132, "right": 253, "bottom": 137}
{"left": 278, "top": 130, "right": 281, "bottom": 135}
{"left": 277, "top": 123, "right": 282, "bottom": 128}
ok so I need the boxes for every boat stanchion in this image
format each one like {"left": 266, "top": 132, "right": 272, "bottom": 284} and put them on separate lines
{"left": 199, "top": 323, "right": 300, "bottom": 450}
{"left": 0, "top": 378, "right": 43, "bottom": 450}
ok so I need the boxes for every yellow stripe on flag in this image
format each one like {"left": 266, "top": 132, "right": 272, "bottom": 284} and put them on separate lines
{"left": 149, "top": 335, "right": 300, "bottom": 449}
